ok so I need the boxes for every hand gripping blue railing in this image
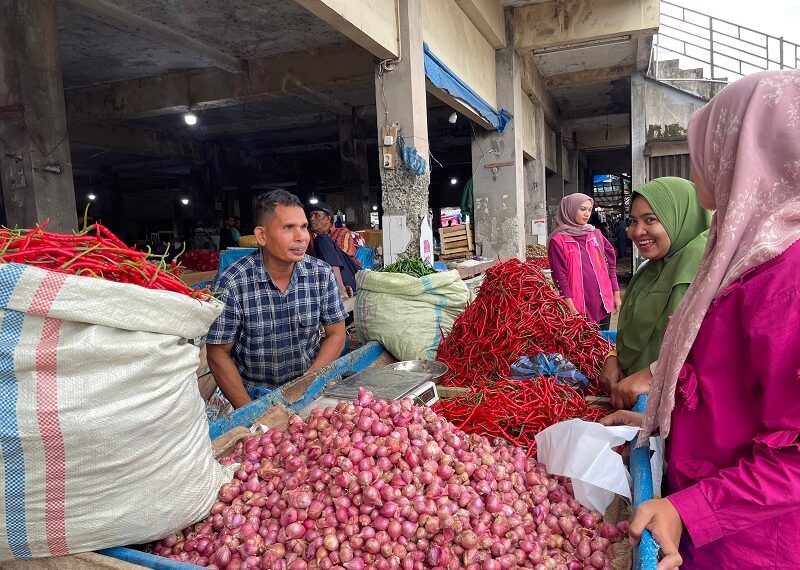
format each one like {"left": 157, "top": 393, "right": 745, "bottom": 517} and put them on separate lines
{"left": 631, "top": 394, "right": 660, "bottom": 570}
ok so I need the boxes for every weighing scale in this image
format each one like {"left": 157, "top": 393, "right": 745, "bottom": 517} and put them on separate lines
{"left": 297, "top": 368, "right": 440, "bottom": 417}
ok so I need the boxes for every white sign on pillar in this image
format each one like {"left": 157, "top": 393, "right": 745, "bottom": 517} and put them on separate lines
{"left": 419, "top": 215, "right": 434, "bottom": 265}
{"left": 382, "top": 215, "right": 412, "bottom": 265}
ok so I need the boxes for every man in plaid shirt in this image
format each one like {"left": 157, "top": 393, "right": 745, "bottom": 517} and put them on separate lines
{"left": 206, "top": 190, "right": 348, "bottom": 409}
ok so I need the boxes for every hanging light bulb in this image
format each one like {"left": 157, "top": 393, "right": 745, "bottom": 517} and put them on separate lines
{"left": 180, "top": 198, "right": 190, "bottom": 205}
{"left": 309, "top": 195, "right": 319, "bottom": 205}
{"left": 450, "top": 177, "right": 458, "bottom": 185}
{"left": 372, "top": 205, "right": 378, "bottom": 211}
{"left": 183, "top": 112, "right": 198, "bottom": 126}
{"left": 87, "top": 193, "right": 96, "bottom": 201}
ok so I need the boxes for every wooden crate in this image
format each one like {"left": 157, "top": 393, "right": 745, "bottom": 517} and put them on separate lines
{"left": 439, "top": 223, "right": 474, "bottom": 256}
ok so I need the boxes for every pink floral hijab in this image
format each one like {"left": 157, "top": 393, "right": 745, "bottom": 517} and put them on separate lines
{"left": 641, "top": 71, "right": 800, "bottom": 443}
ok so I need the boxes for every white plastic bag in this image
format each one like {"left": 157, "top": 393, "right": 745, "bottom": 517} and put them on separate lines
{"left": 0, "top": 263, "right": 232, "bottom": 560}
{"left": 535, "top": 419, "right": 639, "bottom": 513}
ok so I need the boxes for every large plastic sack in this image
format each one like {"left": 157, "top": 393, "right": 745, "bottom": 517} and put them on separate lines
{"left": 0, "top": 263, "right": 232, "bottom": 561}
{"left": 354, "top": 269, "right": 469, "bottom": 361}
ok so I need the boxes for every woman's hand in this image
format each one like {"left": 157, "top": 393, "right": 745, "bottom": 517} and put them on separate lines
{"left": 613, "top": 290, "right": 623, "bottom": 313}
{"left": 564, "top": 298, "right": 578, "bottom": 315}
{"left": 629, "top": 499, "right": 684, "bottom": 570}
{"left": 611, "top": 366, "right": 653, "bottom": 410}
{"left": 601, "top": 355, "right": 624, "bottom": 392}
{"left": 599, "top": 410, "right": 643, "bottom": 427}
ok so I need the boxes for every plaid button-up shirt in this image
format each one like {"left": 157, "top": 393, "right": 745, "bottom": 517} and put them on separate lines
{"left": 205, "top": 252, "right": 348, "bottom": 393}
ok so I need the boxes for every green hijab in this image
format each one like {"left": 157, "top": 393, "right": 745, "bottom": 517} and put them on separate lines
{"left": 617, "top": 177, "right": 711, "bottom": 375}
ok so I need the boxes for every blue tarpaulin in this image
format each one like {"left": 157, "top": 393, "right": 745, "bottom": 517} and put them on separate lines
{"left": 423, "top": 43, "right": 512, "bottom": 133}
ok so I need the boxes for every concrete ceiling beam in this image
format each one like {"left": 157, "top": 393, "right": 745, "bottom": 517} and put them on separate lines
{"left": 64, "top": 42, "right": 374, "bottom": 123}
{"left": 69, "top": 122, "right": 285, "bottom": 174}
{"left": 63, "top": 0, "right": 241, "bottom": 73}
{"left": 198, "top": 112, "right": 340, "bottom": 138}
{"left": 545, "top": 64, "right": 636, "bottom": 89}
{"left": 70, "top": 123, "right": 208, "bottom": 163}
{"left": 520, "top": 56, "right": 561, "bottom": 128}
{"left": 296, "top": 91, "right": 351, "bottom": 115}
{"left": 249, "top": 141, "right": 340, "bottom": 156}
{"left": 292, "top": 0, "right": 399, "bottom": 60}
{"left": 634, "top": 35, "right": 653, "bottom": 71}
{"left": 513, "top": 0, "right": 659, "bottom": 53}
{"left": 563, "top": 113, "right": 630, "bottom": 131}
{"left": 454, "top": 0, "right": 506, "bottom": 49}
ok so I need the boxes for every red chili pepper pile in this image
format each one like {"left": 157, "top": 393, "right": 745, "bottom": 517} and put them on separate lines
{"left": 529, "top": 256, "right": 550, "bottom": 270}
{"left": 438, "top": 258, "right": 610, "bottom": 386}
{"left": 0, "top": 220, "right": 213, "bottom": 301}
{"left": 435, "top": 378, "right": 605, "bottom": 457}
{"left": 433, "top": 259, "right": 611, "bottom": 454}
{"left": 180, "top": 249, "right": 220, "bottom": 272}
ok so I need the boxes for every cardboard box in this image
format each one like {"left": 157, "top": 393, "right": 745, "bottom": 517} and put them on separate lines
{"left": 180, "top": 270, "right": 217, "bottom": 287}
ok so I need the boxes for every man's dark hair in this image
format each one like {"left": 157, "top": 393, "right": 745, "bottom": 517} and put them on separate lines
{"left": 253, "top": 190, "right": 303, "bottom": 226}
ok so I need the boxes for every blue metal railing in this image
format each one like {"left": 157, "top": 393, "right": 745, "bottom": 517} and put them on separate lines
{"left": 631, "top": 394, "right": 660, "bottom": 570}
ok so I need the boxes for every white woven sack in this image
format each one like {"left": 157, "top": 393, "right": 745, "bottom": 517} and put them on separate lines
{"left": 354, "top": 269, "right": 469, "bottom": 361}
{"left": 0, "top": 263, "right": 231, "bottom": 560}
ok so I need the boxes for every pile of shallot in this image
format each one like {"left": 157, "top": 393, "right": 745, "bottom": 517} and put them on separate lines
{"left": 150, "top": 389, "right": 627, "bottom": 569}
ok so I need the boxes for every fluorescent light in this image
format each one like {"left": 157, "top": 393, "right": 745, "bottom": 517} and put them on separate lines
{"left": 372, "top": 205, "right": 378, "bottom": 211}
{"left": 450, "top": 177, "right": 458, "bottom": 185}
{"left": 183, "top": 112, "right": 198, "bottom": 126}
{"left": 87, "top": 193, "right": 96, "bottom": 201}
{"left": 180, "top": 198, "right": 190, "bottom": 205}
{"left": 309, "top": 197, "right": 319, "bottom": 205}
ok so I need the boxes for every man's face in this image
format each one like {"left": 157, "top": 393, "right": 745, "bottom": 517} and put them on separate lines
{"left": 254, "top": 205, "right": 310, "bottom": 264}
{"left": 309, "top": 210, "right": 332, "bottom": 234}
{"left": 225, "top": 217, "right": 235, "bottom": 229}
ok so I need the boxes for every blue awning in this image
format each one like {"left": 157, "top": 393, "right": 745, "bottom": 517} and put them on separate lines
{"left": 423, "top": 43, "right": 512, "bottom": 133}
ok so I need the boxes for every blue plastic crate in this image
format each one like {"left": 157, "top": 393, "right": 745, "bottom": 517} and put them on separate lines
{"left": 218, "top": 247, "right": 257, "bottom": 272}
{"left": 600, "top": 329, "right": 617, "bottom": 344}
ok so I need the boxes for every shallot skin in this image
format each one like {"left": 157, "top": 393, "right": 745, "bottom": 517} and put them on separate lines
{"left": 149, "top": 389, "right": 625, "bottom": 569}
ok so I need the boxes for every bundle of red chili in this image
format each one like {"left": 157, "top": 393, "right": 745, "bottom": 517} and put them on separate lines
{"left": 528, "top": 256, "right": 550, "bottom": 271}
{"left": 434, "top": 378, "right": 606, "bottom": 457}
{"left": 0, "top": 221, "right": 213, "bottom": 301}
{"left": 433, "top": 259, "right": 611, "bottom": 454}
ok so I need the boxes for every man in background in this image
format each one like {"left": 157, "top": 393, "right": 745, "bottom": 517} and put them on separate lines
{"left": 307, "top": 202, "right": 360, "bottom": 299}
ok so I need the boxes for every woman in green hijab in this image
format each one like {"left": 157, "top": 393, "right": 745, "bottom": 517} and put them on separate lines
{"left": 602, "top": 177, "right": 710, "bottom": 409}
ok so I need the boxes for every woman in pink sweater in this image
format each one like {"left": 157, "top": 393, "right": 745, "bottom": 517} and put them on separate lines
{"left": 615, "top": 71, "right": 800, "bottom": 569}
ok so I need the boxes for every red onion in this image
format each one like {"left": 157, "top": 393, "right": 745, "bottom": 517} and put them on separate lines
{"left": 150, "top": 389, "right": 626, "bottom": 569}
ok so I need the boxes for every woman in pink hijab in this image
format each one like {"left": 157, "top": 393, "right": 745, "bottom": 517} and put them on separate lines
{"left": 621, "top": 71, "right": 800, "bottom": 569}
{"left": 547, "top": 193, "right": 622, "bottom": 329}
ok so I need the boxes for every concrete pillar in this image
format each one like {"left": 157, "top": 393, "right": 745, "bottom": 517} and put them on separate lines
{"left": 374, "top": 0, "right": 430, "bottom": 262}
{"left": 631, "top": 72, "right": 647, "bottom": 192}
{"left": 631, "top": 72, "right": 647, "bottom": 272}
{"left": 545, "top": 131, "right": 564, "bottom": 231}
{"left": 523, "top": 157, "right": 547, "bottom": 246}
{"left": 470, "top": 9, "right": 526, "bottom": 260}
{"left": 0, "top": 0, "right": 78, "bottom": 232}
{"left": 339, "top": 107, "right": 371, "bottom": 230}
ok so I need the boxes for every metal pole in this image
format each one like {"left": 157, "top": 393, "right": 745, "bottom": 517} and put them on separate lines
{"left": 780, "top": 37, "right": 785, "bottom": 69}
{"left": 709, "top": 17, "right": 715, "bottom": 79}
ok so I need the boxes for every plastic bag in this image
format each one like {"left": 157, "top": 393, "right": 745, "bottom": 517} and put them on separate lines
{"left": 535, "top": 419, "right": 638, "bottom": 513}
{"left": 510, "top": 353, "right": 589, "bottom": 390}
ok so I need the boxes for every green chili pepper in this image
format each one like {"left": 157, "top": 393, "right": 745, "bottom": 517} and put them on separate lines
{"left": 377, "top": 256, "right": 437, "bottom": 277}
